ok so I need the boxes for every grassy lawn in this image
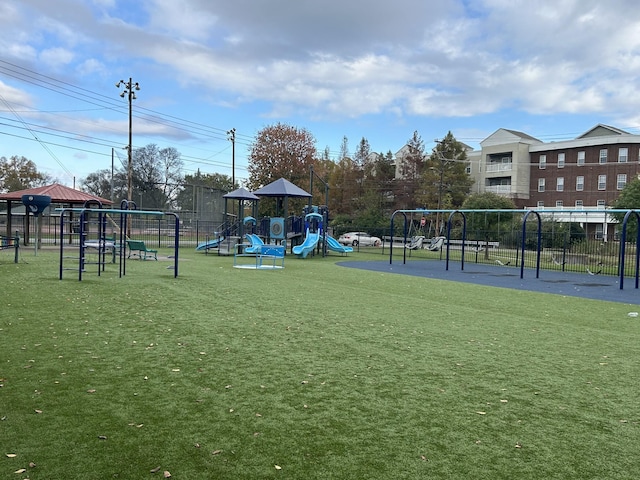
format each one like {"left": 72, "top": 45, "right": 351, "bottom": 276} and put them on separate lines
{"left": 1, "top": 246, "right": 640, "bottom": 479}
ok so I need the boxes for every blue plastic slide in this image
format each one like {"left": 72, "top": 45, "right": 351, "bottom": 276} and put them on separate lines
{"left": 325, "top": 234, "right": 354, "bottom": 254}
{"left": 195, "top": 236, "right": 224, "bottom": 251}
{"left": 244, "top": 234, "right": 265, "bottom": 254}
{"left": 292, "top": 229, "right": 320, "bottom": 258}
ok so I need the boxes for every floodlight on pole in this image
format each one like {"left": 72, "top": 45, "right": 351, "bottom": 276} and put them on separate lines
{"left": 115, "top": 78, "right": 140, "bottom": 206}
{"left": 116, "top": 78, "right": 140, "bottom": 236}
{"left": 227, "top": 128, "right": 236, "bottom": 188}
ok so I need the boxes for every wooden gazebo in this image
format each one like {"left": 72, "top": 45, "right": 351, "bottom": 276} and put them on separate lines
{"left": 0, "top": 183, "right": 112, "bottom": 244}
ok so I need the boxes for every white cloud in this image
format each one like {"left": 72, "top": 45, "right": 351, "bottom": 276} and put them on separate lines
{"left": 40, "top": 47, "right": 75, "bottom": 68}
{"left": 4, "top": 0, "right": 640, "bottom": 143}
{"left": 146, "top": 0, "right": 218, "bottom": 42}
{"left": 77, "top": 58, "right": 107, "bottom": 77}
{"left": 0, "top": 80, "right": 34, "bottom": 108}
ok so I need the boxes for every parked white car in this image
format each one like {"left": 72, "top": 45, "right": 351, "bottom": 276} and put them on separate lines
{"left": 338, "top": 231, "right": 382, "bottom": 247}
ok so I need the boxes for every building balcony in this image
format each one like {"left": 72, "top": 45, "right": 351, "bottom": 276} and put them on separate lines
{"left": 485, "top": 185, "right": 512, "bottom": 195}
{"left": 486, "top": 163, "right": 513, "bottom": 173}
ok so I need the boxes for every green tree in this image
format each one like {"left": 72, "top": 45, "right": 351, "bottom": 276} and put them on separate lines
{"left": 395, "top": 131, "right": 425, "bottom": 210}
{"left": 327, "top": 156, "right": 359, "bottom": 216}
{"left": 612, "top": 178, "right": 640, "bottom": 240}
{"left": 0, "top": 155, "right": 51, "bottom": 193}
{"left": 81, "top": 168, "right": 127, "bottom": 202}
{"left": 462, "top": 192, "right": 517, "bottom": 233}
{"left": 133, "top": 144, "right": 184, "bottom": 209}
{"left": 175, "top": 170, "right": 232, "bottom": 213}
{"left": 419, "top": 131, "right": 473, "bottom": 232}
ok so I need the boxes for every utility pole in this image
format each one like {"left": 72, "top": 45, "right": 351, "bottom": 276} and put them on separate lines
{"left": 116, "top": 78, "right": 140, "bottom": 237}
{"left": 227, "top": 128, "right": 236, "bottom": 188}
{"left": 116, "top": 78, "right": 140, "bottom": 205}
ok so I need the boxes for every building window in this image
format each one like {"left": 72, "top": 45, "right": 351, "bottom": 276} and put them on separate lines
{"left": 539, "top": 155, "right": 546, "bottom": 169}
{"left": 577, "top": 151, "right": 585, "bottom": 166}
{"left": 599, "top": 149, "right": 607, "bottom": 164}
{"left": 538, "top": 178, "right": 545, "bottom": 192}
{"left": 556, "top": 200, "right": 563, "bottom": 208}
{"left": 595, "top": 224, "right": 604, "bottom": 240}
{"left": 575, "top": 200, "right": 583, "bottom": 209}
{"left": 598, "top": 174, "right": 607, "bottom": 190}
{"left": 558, "top": 153, "right": 565, "bottom": 168}
{"left": 556, "top": 177, "right": 564, "bottom": 192}
{"left": 576, "top": 176, "right": 584, "bottom": 191}
{"left": 465, "top": 163, "right": 471, "bottom": 174}
{"left": 617, "top": 173, "right": 627, "bottom": 190}
{"left": 619, "top": 147, "right": 628, "bottom": 163}
{"left": 537, "top": 201, "right": 544, "bottom": 208}
{"left": 597, "top": 200, "right": 606, "bottom": 208}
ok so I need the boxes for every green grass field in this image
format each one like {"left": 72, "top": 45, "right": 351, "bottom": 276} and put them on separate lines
{"left": 2, "top": 247, "right": 640, "bottom": 479}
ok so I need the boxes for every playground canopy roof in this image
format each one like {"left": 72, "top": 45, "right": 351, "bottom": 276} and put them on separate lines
{"left": 252, "top": 178, "right": 311, "bottom": 198}
{"left": 223, "top": 187, "right": 260, "bottom": 201}
{"left": 0, "top": 183, "right": 113, "bottom": 205}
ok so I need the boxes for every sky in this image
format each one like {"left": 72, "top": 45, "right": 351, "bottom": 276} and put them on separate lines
{"left": 1, "top": 0, "right": 640, "bottom": 188}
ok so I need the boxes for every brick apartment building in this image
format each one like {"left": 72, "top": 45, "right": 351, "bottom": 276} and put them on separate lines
{"left": 460, "top": 124, "right": 640, "bottom": 240}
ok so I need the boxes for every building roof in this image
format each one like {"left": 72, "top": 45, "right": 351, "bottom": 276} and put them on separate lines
{"left": 577, "top": 124, "right": 630, "bottom": 139}
{"left": 480, "top": 128, "right": 543, "bottom": 148}
{"left": 0, "top": 183, "right": 113, "bottom": 205}
{"left": 502, "top": 129, "right": 541, "bottom": 143}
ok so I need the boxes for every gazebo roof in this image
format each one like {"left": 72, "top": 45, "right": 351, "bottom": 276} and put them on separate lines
{"left": 223, "top": 187, "right": 260, "bottom": 201}
{"left": 0, "top": 183, "right": 113, "bottom": 205}
{"left": 252, "top": 178, "right": 311, "bottom": 198}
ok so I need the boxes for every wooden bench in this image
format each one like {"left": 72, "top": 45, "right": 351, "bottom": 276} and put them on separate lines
{"left": 126, "top": 240, "right": 158, "bottom": 260}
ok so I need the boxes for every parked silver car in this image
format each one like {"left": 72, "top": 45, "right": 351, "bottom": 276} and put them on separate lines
{"left": 338, "top": 231, "right": 382, "bottom": 247}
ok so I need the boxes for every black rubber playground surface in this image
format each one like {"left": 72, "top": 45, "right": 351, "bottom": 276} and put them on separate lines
{"left": 337, "top": 259, "right": 640, "bottom": 306}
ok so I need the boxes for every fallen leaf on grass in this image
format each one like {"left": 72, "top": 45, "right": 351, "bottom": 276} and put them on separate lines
{"left": 171, "top": 368, "right": 180, "bottom": 372}
{"left": 87, "top": 389, "right": 96, "bottom": 393}
{"left": 150, "top": 466, "right": 161, "bottom": 473}
{"left": 6, "top": 453, "right": 17, "bottom": 458}
{"left": 420, "top": 455, "right": 428, "bottom": 461}
{"left": 34, "top": 409, "right": 42, "bottom": 414}
{"left": 29, "top": 462, "right": 36, "bottom": 468}
{"left": 212, "top": 450, "right": 222, "bottom": 455}
{"left": 500, "top": 399, "right": 508, "bottom": 403}
{"left": 275, "top": 465, "right": 282, "bottom": 470}
{"left": 476, "top": 411, "right": 486, "bottom": 415}
{"left": 98, "top": 435, "right": 107, "bottom": 440}
{"left": 14, "top": 468, "right": 26, "bottom": 473}
{"left": 163, "top": 471, "right": 171, "bottom": 478}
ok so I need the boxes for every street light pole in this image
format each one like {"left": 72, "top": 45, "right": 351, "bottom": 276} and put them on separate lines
{"left": 116, "top": 78, "right": 140, "bottom": 205}
{"left": 227, "top": 128, "right": 236, "bottom": 188}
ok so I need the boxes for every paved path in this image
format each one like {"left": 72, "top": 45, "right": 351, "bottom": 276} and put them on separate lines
{"left": 338, "top": 259, "right": 640, "bottom": 306}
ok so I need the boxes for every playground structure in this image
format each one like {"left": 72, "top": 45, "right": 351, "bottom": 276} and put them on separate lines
{"left": 21, "top": 194, "right": 51, "bottom": 256}
{"left": 196, "top": 172, "right": 352, "bottom": 260}
{"left": 57, "top": 200, "right": 180, "bottom": 281}
{"left": 0, "top": 233, "right": 19, "bottom": 263}
{"left": 389, "top": 208, "right": 640, "bottom": 290}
